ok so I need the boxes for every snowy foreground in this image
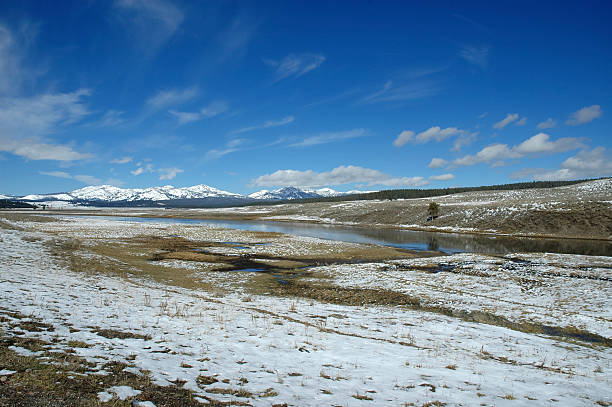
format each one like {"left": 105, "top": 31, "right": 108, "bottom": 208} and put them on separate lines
{"left": 0, "top": 215, "right": 611, "bottom": 406}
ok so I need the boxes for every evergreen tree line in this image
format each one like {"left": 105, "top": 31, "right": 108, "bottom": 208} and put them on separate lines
{"left": 246, "top": 178, "right": 599, "bottom": 207}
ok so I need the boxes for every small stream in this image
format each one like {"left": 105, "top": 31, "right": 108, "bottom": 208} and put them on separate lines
{"left": 68, "top": 215, "right": 612, "bottom": 256}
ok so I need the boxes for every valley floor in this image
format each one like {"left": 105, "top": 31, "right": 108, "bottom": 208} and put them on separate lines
{"left": 35, "top": 178, "right": 612, "bottom": 240}
{"left": 0, "top": 213, "right": 610, "bottom": 406}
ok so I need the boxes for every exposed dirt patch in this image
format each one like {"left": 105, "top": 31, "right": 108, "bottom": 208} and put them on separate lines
{"left": 91, "top": 327, "right": 152, "bottom": 341}
{"left": 0, "top": 327, "right": 203, "bottom": 407}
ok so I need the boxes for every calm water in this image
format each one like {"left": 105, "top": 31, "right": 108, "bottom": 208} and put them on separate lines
{"left": 74, "top": 215, "right": 612, "bottom": 256}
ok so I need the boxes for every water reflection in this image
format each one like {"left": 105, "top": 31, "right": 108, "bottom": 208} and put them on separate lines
{"left": 72, "top": 215, "right": 612, "bottom": 256}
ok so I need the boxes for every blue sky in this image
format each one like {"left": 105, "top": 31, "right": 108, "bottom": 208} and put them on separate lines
{"left": 1, "top": 0, "right": 611, "bottom": 195}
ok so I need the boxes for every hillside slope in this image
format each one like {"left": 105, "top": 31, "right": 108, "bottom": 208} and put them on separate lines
{"left": 200, "top": 179, "right": 612, "bottom": 239}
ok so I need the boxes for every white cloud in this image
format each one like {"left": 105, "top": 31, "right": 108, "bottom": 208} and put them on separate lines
{"left": 231, "top": 116, "right": 294, "bottom": 135}
{"left": 252, "top": 165, "right": 429, "bottom": 188}
{"left": 0, "top": 84, "right": 92, "bottom": 162}
{"left": 394, "top": 126, "right": 464, "bottom": 147}
{"left": 40, "top": 171, "right": 101, "bottom": 185}
{"left": 537, "top": 118, "right": 557, "bottom": 129}
{"left": 416, "top": 127, "right": 462, "bottom": 143}
{"left": 454, "top": 133, "right": 585, "bottom": 167}
{"left": 158, "top": 167, "right": 183, "bottom": 180}
{"left": 514, "top": 147, "right": 612, "bottom": 180}
{"left": 266, "top": 53, "right": 325, "bottom": 81}
{"left": 565, "top": 105, "right": 602, "bottom": 126}
{"left": 429, "top": 173, "right": 454, "bottom": 181}
{"left": 477, "top": 112, "right": 487, "bottom": 119}
{"left": 513, "top": 133, "right": 584, "bottom": 155}
{"left": 493, "top": 113, "right": 519, "bottom": 129}
{"left": 169, "top": 101, "right": 228, "bottom": 125}
{"left": 454, "top": 143, "right": 520, "bottom": 166}
{"left": 428, "top": 158, "right": 448, "bottom": 169}
{"left": 290, "top": 129, "right": 367, "bottom": 148}
{"left": 40, "top": 171, "right": 71, "bottom": 179}
{"left": 459, "top": 45, "right": 489, "bottom": 68}
{"left": 110, "top": 156, "right": 133, "bottom": 164}
{"left": 146, "top": 87, "right": 197, "bottom": 110}
{"left": 130, "top": 163, "right": 183, "bottom": 180}
{"left": 515, "top": 117, "right": 527, "bottom": 126}
{"left": 74, "top": 174, "right": 102, "bottom": 185}
{"left": 393, "top": 130, "right": 414, "bottom": 147}
{"left": 0, "top": 89, "right": 91, "bottom": 137}
{"left": 451, "top": 132, "right": 478, "bottom": 152}
{"left": 131, "top": 163, "right": 154, "bottom": 175}
{"left": 1, "top": 138, "right": 92, "bottom": 161}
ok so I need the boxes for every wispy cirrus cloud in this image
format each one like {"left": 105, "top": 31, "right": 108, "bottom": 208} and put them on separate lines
{"left": 205, "top": 138, "right": 248, "bottom": 160}
{"left": 206, "top": 128, "right": 368, "bottom": 161}
{"left": 359, "top": 79, "right": 440, "bottom": 105}
{"left": 460, "top": 45, "right": 489, "bottom": 68}
{"left": 0, "top": 23, "right": 40, "bottom": 96}
{"left": 265, "top": 53, "right": 326, "bottom": 81}
{"left": 252, "top": 165, "right": 429, "bottom": 188}
{"left": 146, "top": 87, "right": 198, "bottom": 110}
{"left": 453, "top": 14, "right": 490, "bottom": 33}
{"left": 40, "top": 170, "right": 101, "bottom": 185}
{"left": 289, "top": 129, "right": 367, "bottom": 147}
{"left": 169, "top": 101, "right": 228, "bottom": 125}
{"left": 231, "top": 116, "right": 294, "bottom": 135}
{"left": 94, "top": 110, "right": 125, "bottom": 127}
{"left": 565, "top": 105, "right": 602, "bottom": 126}
{"left": 114, "top": 0, "right": 184, "bottom": 54}
{"left": 217, "top": 13, "right": 258, "bottom": 60}
{"left": 110, "top": 156, "right": 133, "bottom": 164}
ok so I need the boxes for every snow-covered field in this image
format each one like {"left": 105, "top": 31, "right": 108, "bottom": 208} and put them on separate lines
{"left": 0, "top": 214, "right": 610, "bottom": 406}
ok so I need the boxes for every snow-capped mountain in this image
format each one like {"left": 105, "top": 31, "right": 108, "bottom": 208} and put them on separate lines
{"left": 248, "top": 187, "right": 346, "bottom": 200}
{"left": 9, "top": 184, "right": 375, "bottom": 206}
{"left": 19, "top": 184, "right": 243, "bottom": 203}
{"left": 69, "top": 184, "right": 242, "bottom": 202}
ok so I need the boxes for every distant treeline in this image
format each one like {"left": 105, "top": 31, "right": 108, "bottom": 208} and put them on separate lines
{"left": 0, "top": 200, "right": 37, "bottom": 209}
{"left": 246, "top": 178, "right": 599, "bottom": 207}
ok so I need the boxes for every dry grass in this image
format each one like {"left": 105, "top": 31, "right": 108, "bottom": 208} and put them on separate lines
{"left": 0, "top": 323, "right": 203, "bottom": 406}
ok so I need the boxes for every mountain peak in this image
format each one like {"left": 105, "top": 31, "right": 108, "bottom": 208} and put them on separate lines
{"left": 15, "top": 184, "right": 369, "bottom": 204}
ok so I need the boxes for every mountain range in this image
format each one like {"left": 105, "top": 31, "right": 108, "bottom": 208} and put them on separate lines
{"left": 2, "top": 184, "right": 372, "bottom": 207}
